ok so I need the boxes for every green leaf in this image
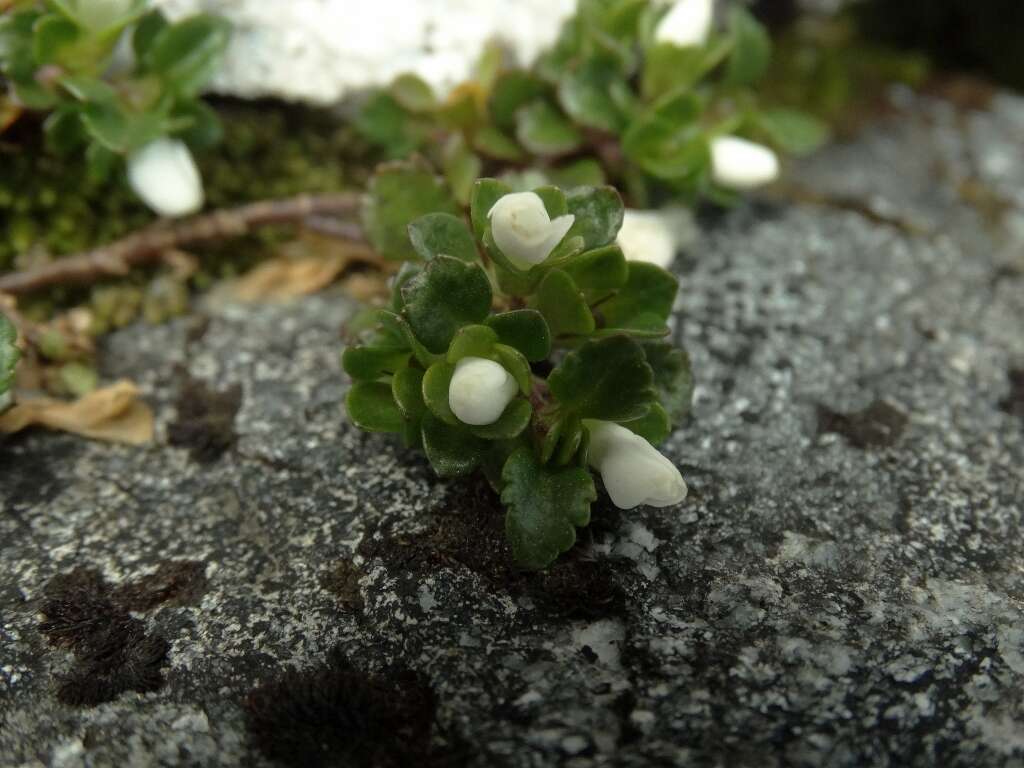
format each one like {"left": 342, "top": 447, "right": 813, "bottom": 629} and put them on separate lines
{"left": 374, "top": 310, "right": 439, "bottom": 368}
{"left": 342, "top": 345, "right": 409, "bottom": 381}
{"left": 642, "top": 38, "right": 732, "bottom": 101}
{"left": 133, "top": 9, "right": 169, "bottom": 61}
{"left": 492, "top": 344, "right": 532, "bottom": 396}
{"left": 58, "top": 75, "right": 117, "bottom": 103}
{"left": 354, "top": 91, "right": 430, "bottom": 158}
{"left": 0, "top": 312, "right": 19, "bottom": 401}
{"left": 362, "top": 159, "right": 461, "bottom": 261}
{"left": 422, "top": 361, "right": 458, "bottom": 425}
{"left": 144, "top": 13, "right": 231, "bottom": 96}
{"left": 534, "top": 269, "right": 595, "bottom": 338}
{"left": 600, "top": 262, "right": 678, "bottom": 331}
{"left": 501, "top": 447, "right": 596, "bottom": 570}
{"left": 389, "top": 73, "right": 437, "bottom": 113}
{"left": 469, "top": 177, "right": 512, "bottom": 241}
{"left": 547, "top": 158, "right": 607, "bottom": 188}
{"left": 515, "top": 100, "right": 583, "bottom": 157}
{"left": 756, "top": 108, "right": 828, "bottom": 156}
{"left": 623, "top": 401, "right": 671, "bottom": 444}
{"left": 621, "top": 93, "right": 708, "bottom": 181}
{"left": 725, "top": 7, "right": 771, "bottom": 87}
{"left": 489, "top": 70, "right": 548, "bottom": 131}
{"left": 437, "top": 82, "right": 485, "bottom": 133}
{"left": 548, "top": 335, "right": 655, "bottom": 421}
{"left": 558, "top": 57, "right": 626, "bottom": 133}
{"left": 391, "top": 366, "right": 426, "bottom": 422}
{"left": 422, "top": 413, "right": 486, "bottom": 477}
{"left": 408, "top": 213, "right": 478, "bottom": 263}
{"left": 84, "top": 141, "right": 117, "bottom": 183}
{"left": 641, "top": 340, "right": 694, "bottom": 422}
{"left": 447, "top": 324, "right": 499, "bottom": 363}
{"left": 441, "top": 134, "right": 482, "bottom": 206}
{"left": 469, "top": 398, "right": 532, "bottom": 441}
{"left": 171, "top": 99, "right": 223, "bottom": 149}
{"left": 401, "top": 256, "right": 493, "bottom": 354}
{"left": 485, "top": 310, "right": 551, "bottom": 362}
{"left": 561, "top": 245, "right": 628, "bottom": 293}
{"left": 80, "top": 102, "right": 166, "bottom": 153}
{"left": 565, "top": 186, "right": 624, "bottom": 249}
{"left": 1, "top": 10, "right": 43, "bottom": 82}
{"left": 346, "top": 381, "right": 404, "bottom": 433}
{"left": 43, "top": 105, "right": 86, "bottom": 156}
{"left": 534, "top": 185, "right": 569, "bottom": 218}
{"left": 32, "top": 14, "right": 78, "bottom": 65}
{"left": 472, "top": 125, "right": 525, "bottom": 162}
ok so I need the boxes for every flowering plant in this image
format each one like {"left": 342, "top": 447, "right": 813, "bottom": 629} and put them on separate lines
{"left": 0, "top": 0, "right": 229, "bottom": 216}
{"left": 354, "top": 0, "right": 826, "bottom": 212}
{"left": 344, "top": 177, "right": 693, "bottom": 569}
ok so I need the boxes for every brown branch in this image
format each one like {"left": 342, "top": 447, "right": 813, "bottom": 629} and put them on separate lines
{"left": 0, "top": 193, "right": 364, "bottom": 296}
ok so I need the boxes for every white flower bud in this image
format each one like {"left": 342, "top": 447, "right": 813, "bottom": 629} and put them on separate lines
{"left": 654, "top": 0, "right": 714, "bottom": 48}
{"left": 616, "top": 207, "right": 694, "bottom": 269}
{"left": 127, "top": 138, "right": 204, "bottom": 218}
{"left": 487, "top": 192, "right": 575, "bottom": 270}
{"left": 448, "top": 357, "right": 519, "bottom": 426}
{"left": 710, "top": 136, "right": 780, "bottom": 190}
{"left": 584, "top": 419, "right": 687, "bottom": 509}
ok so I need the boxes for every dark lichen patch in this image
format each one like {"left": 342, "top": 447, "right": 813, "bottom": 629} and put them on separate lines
{"left": 38, "top": 568, "right": 168, "bottom": 706}
{"left": 0, "top": 439, "right": 77, "bottom": 509}
{"left": 111, "top": 560, "right": 208, "bottom": 612}
{"left": 357, "top": 477, "right": 632, "bottom": 620}
{"left": 998, "top": 369, "right": 1024, "bottom": 425}
{"left": 37, "top": 561, "right": 207, "bottom": 706}
{"left": 320, "top": 561, "right": 364, "bottom": 613}
{"left": 244, "top": 646, "right": 466, "bottom": 768}
{"left": 167, "top": 371, "right": 243, "bottom": 464}
{"left": 817, "top": 399, "right": 908, "bottom": 448}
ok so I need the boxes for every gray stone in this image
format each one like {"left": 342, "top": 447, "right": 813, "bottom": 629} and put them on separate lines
{"left": 2, "top": 92, "right": 1024, "bottom": 767}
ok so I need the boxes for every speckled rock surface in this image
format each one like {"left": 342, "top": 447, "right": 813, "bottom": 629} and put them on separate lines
{"left": 2, "top": 92, "right": 1024, "bottom": 768}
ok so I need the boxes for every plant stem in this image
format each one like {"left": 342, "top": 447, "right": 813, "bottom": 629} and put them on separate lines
{"left": 0, "top": 193, "right": 364, "bottom": 296}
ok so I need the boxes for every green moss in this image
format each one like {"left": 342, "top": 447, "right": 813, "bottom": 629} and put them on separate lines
{"left": 0, "top": 100, "right": 374, "bottom": 327}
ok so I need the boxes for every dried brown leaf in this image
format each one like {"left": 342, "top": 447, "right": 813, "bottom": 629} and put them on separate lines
{"left": 0, "top": 380, "right": 153, "bottom": 445}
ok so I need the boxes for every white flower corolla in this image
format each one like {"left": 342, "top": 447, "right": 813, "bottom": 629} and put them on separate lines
{"left": 709, "top": 136, "right": 780, "bottom": 190}
{"left": 616, "top": 207, "right": 694, "bottom": 269}
{"left": 654, "top": 0, "right": 714, "bottom": 48}
{"left": 487, "top": 192, "right": 575, "bottom": 270}
{"left": 448, "top": 356, "right": 519, "bottom": 426}
{"left": 127, "top": 138, "right": 204, "bottom": 218}
{"left": 584, "top": 420, "right": 687, "bottom": 509}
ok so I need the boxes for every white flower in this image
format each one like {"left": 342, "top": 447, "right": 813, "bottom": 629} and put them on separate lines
{"left": 654, "top": 0, "right": 714, "bottom": 48}
{"left": 487, "top": 192, "right": 575, "bottom": 270}
{"left": 448, "top": 357, "right": 519, "bottom": 426}
{"left": 709, "top": 136, "right": 780, "bottom": 190}
{"left": 0, "top": 390, "right": 11, "bottom": 412}
{"left": 616, "top": 207, "right": 695, "bottom": 269}
{"left": 584, "top": 419, "right": 687, "bottom": 509}
{"left": 127, "top": 138, "right": 205, "bottom": 218}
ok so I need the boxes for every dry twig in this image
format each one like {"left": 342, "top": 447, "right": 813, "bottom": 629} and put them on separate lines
{"left": 0, "top": 193, "right": 364, "bottom": 296}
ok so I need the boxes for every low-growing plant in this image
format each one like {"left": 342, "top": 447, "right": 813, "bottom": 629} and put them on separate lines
{"left": 0, "top": 312, "right": 18, "bottom": 410}
{"left": 354, "top": 0, "right": 827, "bottom": 211}
{"left": 0, "top": 0, "right": 230, "bottom": 216}
{"left": 343, "top": 178, "right": 694, "bottom": 569}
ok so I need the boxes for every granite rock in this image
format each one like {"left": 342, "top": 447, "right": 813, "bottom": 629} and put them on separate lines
{"left": 1, "top": 93, "right": 1024, "bottom": 767}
